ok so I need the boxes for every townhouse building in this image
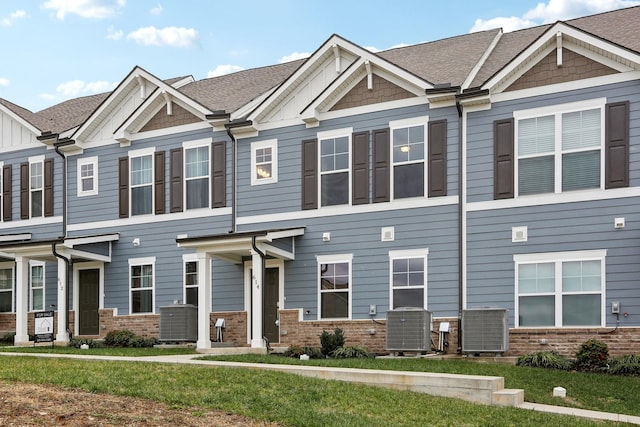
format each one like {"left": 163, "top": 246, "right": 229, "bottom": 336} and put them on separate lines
{"left": 0, "top": 6, "right": 639, "bottom": 356}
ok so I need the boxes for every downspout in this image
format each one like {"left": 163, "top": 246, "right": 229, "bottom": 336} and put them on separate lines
{"left": 52, "top": 139, "right": 74, "bottom": 340}
{"left": 251, "top": 235, "right": 266, "bottom": 345}
{"left": 225, "top": 126, "right": 237, "bottom": 233}
{"left": 455, "top": 96, "right": 464, "bottom": 354}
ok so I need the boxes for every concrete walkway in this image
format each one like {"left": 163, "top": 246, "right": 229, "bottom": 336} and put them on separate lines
{"left": 1, "top": 351, "right": 639, "bottom": 425}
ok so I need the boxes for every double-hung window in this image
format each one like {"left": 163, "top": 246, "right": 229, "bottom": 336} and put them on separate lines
{"left": 319, "top": 129, "right": 350, "bottom": 207}
{"left": 515, "top": 250, "right": 605, "bottom": 327}
{"left": 391, "top": 118, "right": 427, "bottom": 200}
{"left": 184, "top": 145, "right": 209, "bottom": 209}
{"left": 130, "top": 152, "right": 153, "bottom": 215}
{"left": 129, "top": 257, "right": 155, "bottom": 314}
{"left": 30, "top": 159, "right": 44, "bottom": 218}
{"left": 317, "top": 254, "right": 352, "bottom": 319}
{"left": 390, "top": 249, "right": 428, "bottom": 309}
{"left": 30, "top": 262, "right": 44, "bottom": 311}
{"left": 0, "top": 263, "right": 13, "bottom": 312}
{"left": 515, "top": 99, "right": 604, "bottom": 196}
{"left": 77, "top": 157, "right": 98, "bottom": 197}
{"left": 0, "top": 161, "right": 3, "bottom": 221}
{"left": 251, "top": 139, "right": 278, "bottom": 185}
{"left": 183, "top": 255, "right": 198, "bottom": 306}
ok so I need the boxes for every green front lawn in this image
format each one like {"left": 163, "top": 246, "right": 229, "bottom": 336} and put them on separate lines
{"left": 0, "top": 351, "right": 634, "bottom": 426}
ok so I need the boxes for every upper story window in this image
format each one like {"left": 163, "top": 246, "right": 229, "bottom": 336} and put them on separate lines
{"left": 390, "top": 249, "right": 428, "bottom": 309}
{"left": 0, "top": 161, "right": 3, "bottom": 222}
{"left": 30, "top": 158, "right": 44, "bottom": 218}
{"left": 317, "top": 254, "right": 352, "bottom": 319}
{"left": 515, "top": 99, "right": 604, "bottom": 196}
{"left": 391, "top": 120, "right": 426, "bottom": 199}
{"left": 77, "top": 157, "right": 98, "bottom": 197}
{"left": 184, "top": 144, "right": 209, "bottom": 209}
{"left": 130, "top": 151, "right": 153, "bottom": 216}
{"left": 129, "top": 257, "right": 155, "bottom": 314}
{"left": 515, "top": 250, "right": 605, "bottom": 328}
{"left": 319, "top": 129, "right": 351, "bottom": 207}
{"left": 0, "top": 262, "right": 14, "bottom": 313}
{"left": 251, "top": 139, "right": 278, "bottom": 185}
{"left": 30, "top": 261, "right": 44, "bottom": 312}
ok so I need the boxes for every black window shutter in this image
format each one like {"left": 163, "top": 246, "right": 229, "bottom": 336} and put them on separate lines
{"left": 170, "top": 148, "right": 184, "bottom": 213}
{"left": 301, "top": 138, "right": 318, "bottom": 210}
{"left": 118, "top": 157, "right": 129, "bottom": 218}
{"left": 352, "top": 131, "right": 370, "bottom": 205}
{"left": 494, "top": 118, "right": 514, "bottom": 199}
{"left": 428, "top": 119, "right": 447, "bottom": 197}
{"left": 372, "top": 128, "right": 390, "bottom": 203}
{"left": 154, "top": 151, "right": 165, "bottom": 214}
{"left": 2, "top": 165, "right": 11, "bottom": 222}
{"left": 44, "top": 158, "right": 54, "bottom": 217}
{"left": 20, "top": 162, "right": 28, "bottom": 219}
{"left": 605, "top": 101, "right": 629, "bottom": 189}
{"left": 211, "top": 141, "right": 226, "bottom": 208}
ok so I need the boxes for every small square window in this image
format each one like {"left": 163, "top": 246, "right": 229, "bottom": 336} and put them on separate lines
{"left": 251, "top": 139, "right": 278, "bottom": 185}
{"left": 77, "top": 157, "right": 98, "bottom": 197}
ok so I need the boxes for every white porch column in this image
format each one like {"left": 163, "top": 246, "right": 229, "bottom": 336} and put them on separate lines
{"left": 14, "top": 256, "right": 29, "bottom": 345}
{"left": 250, "top": 248, "right": 264, "bottom": 348}
{"left": 196, "top": 252, "right": 212, "bottom": 350}
{"left": 56, "top": 257, "right": 69, "bottom": 343}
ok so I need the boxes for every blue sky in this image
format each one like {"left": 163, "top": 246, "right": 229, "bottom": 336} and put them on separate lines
{"left": 1, "top": 0, "right": 638, "bottom": 112}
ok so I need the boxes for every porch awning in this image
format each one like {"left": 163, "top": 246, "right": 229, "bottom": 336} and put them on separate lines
{"left": 0, "top": 233, "right": 120, "bottom": 263}
{"left": 176, "top": 227, "right": 305, "bottom": 264}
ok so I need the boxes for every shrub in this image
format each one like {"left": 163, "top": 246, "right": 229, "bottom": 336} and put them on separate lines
{"left": 284, "top": 345, "right": 323, "bottom": 359}
{"left": 332, "top": 345, "right": 374, "bottom": 359}
{"left": 320, "top": 328, "right": 345, "bottom": 357}
{"left": 575, "top": 339, "right": 609, "bottom": 372}
{"left": 0, "top": 332, "right": 15, "bottom": 345}
{"left": 103, "top": 330, "right": 157, "bottom": 348}
{"left": 608, "top": 354, "right": 640, "bottom": 376}
{"left": 516, "top": 351, "right": 571, "bottom": 370}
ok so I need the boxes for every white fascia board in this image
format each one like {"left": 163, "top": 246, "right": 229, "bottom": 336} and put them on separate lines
{"left": 462, "top": 29, "right": 503, "bottom": 90}
{"left": 484, "top": 22, "right": 640, "bottom": 93}
{"left": 0, "top": 105, "right": 42, "bottom": 135}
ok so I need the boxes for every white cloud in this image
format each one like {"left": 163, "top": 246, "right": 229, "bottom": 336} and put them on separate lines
{"left": 1, "top": 10, "right": 27, "bottom": 26}
{"left": 364, "top": 46, "right": 380, "bottom": 53}
{"left": 279, "top": 52, "right": 311, "bottom": 63}
{"left": 42, "top": 79, "right": 115, "bottom": 101}
{"left": 0, "top": 78, "right": 9, "bottom": 88}
{"left": 126, "top": 26, "right": 198, "bottom": 47}
{"left": 43, "top": 0, "right": 126, "bottom": 20}
{"left": 470, "top": 0, "right": 640, "bottom": 32}
{"left": 207, "top": 65, "right": 245, "bottom": 78}
{"left": 150, "top": 3, "right": 163, "bottom": 15}
{"left": 106, "top": 25, "right": 123, "bottom": 40}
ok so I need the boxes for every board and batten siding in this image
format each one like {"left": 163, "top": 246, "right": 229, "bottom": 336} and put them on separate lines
{"left": 236, "top": 104, "right": 459, "bottom": 218}
{"left": 466, "top": 197, "right": 640, "bottom": 328}
{"left": 466, "top": 80, "right": 640, "bottom": 203}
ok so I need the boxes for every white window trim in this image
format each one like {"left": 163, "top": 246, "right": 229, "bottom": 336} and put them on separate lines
{"left": 183, "top": 142, "right": 211, "bottom": 210}
{"left": 514, "top": 98, "right": 606, "bottom": 197}
{"left": 128, "top": 256, "right": 156, "bottom": 315}
{"left": 77, "top": 156, "right": 98, "bottom": 197}
{"left": 318, "top": 128, "right": 352, "bottom": 208}
{"left": 0, "top": 160, "right": 3, "bottom": 222}
{"left": 182, "top": 253, "right": 198, "bottom": 305}
{"left": 389, "top": 116, "right": 429, "bottom": 201}
{"left": 29, "top": 260, "right": 45, "bottom": 312}
{"left": 514, "top": 249, "right": 606, "bottom": 328}
{"left": 251, "top": 139, "right": 278, "bottom": 186}
{"left": 316, "top": 253, "right": 353, "bottom": 320}
{"left": 29, "top": 157, "right": 44, "bottom": 219}
{"left": 389, "top": 249, "right": 429, "bottom": 310}
{"left": 128, "top": 149, "right": 155, "bottom": 216}
{"left": 0, "top": 261, "right": 14, "bottom": 313}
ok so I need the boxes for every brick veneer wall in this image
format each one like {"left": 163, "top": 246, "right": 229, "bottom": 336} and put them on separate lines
{"left": 98, "top": 309, "right": 158, "bottom": 339}
{"left": 278, "top": 309, "right": 459, "bottom": 355}
{"left": 506, "top": 328, "right": 640, "bottom": 358}
{"left": 210, "top": 311, "right": 248, "bottom": 345}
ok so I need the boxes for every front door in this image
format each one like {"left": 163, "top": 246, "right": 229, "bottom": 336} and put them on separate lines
{"left": 78, "top": 269, "right": 99, "bottom": 335}
{"left": 263, "top": 267, "right": 279, "bottom": 344}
